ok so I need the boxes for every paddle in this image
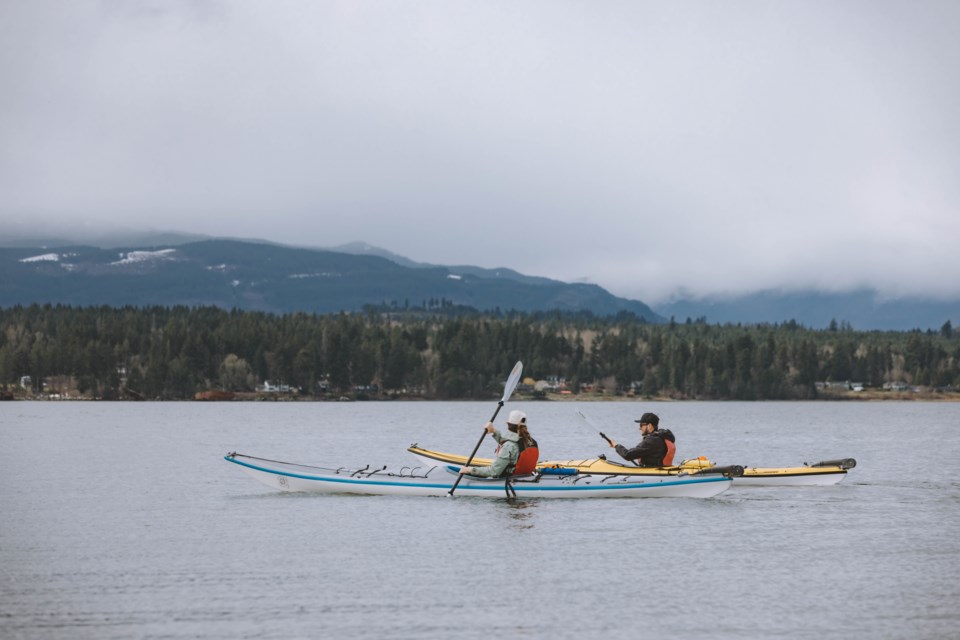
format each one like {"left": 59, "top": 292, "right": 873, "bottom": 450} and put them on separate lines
{"left": 448, "top": 361, "right": 524, "bottom": 496}
{"left": 809, "top": 458, "right": 857, "bottom": 470}
{"left": 575, "top": 408, "right": 615, "bottom": 447}
{"left": 689, "top": 464, "right": 745, "bottom": 477}
{"left": 576, "top": 408, "right": 645, "bottom": 467}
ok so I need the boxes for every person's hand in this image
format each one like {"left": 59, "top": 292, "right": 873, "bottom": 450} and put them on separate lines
{"left": 609, "top": 439, "right": 618, "bottom": 448}
{"left": 459, "top": 466, "right": 473, "bottom": 474}
{"left": 483, "top": 422, "right": 495, "bottom": 434}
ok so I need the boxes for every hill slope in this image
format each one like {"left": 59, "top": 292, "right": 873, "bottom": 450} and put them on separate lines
{"left": 0, "top": 239, "right": 662, "bottom": 319}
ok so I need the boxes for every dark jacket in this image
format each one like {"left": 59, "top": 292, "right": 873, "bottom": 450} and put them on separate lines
{"left": 615, "top": 429, "right": 674, "bottom": 467}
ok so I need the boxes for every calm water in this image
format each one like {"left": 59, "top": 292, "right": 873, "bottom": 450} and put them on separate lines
{"left": 2, "top": 400, "right": 958, "bottom": 639}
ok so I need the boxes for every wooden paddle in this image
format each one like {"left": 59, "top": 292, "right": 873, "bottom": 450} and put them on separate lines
{"left": 447, "top": 361, "right": 524, "bottom": 496}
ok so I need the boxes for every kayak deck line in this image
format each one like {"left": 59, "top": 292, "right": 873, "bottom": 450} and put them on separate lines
{"left": 224, "top": 451, "right": 433, "bottom": 477}
{"left": 226, "top": 452, "right": 438, "bottom": 481}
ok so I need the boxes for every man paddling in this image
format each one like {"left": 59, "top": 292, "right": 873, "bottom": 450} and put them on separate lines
{"left": 608, "top": 412, "right": 676, "bottom": 467}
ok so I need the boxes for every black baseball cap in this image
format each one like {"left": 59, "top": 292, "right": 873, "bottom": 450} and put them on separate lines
{"left": 634, "top": 412, "right": 660, "bottom": 427}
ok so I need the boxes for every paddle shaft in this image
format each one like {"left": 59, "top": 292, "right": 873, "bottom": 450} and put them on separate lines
{"left": 447, "top": 401, "right": 505, "bottom": 495}
{"left": 577, "top": 410, "right": 615, "bottom": 447}
{"left": 600, "top": 430, "right": 640, "bottom": 467}
{"left": 447, "top": 361, "right": 522, "bottom": 497}
{"left": 577, "top": 409, "right": 642, "bottom": 467}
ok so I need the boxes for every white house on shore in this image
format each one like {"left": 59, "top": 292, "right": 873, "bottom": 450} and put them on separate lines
{"left": 261, "top": 380, "right": 292, "bottom": 393}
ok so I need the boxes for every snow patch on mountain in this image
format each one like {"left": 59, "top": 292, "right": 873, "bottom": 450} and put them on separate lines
{"left": 110, "top": 249, "right": 177, "bottom": 265}
{"left": 289, "top": 272, "right": 341, "bottom": 279}
{"left": 19, "top": 253, "right": 60, "bottom": 263}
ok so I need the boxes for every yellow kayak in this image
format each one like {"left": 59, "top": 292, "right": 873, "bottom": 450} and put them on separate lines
{"left": 407, "top": 446, "right": 740, "bottom": 478}
{"left": 407, "top": 445, "right": 855, "bottom": 486}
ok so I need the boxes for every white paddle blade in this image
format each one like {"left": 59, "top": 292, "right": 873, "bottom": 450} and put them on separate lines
{"left": 576, "top": 408, "right": 601, "bottom": 432}
{"left": 501, "top": 361, "right": 524, "bottom": 402}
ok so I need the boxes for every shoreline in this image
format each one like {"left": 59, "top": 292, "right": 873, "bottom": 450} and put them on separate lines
{"left": 7, "top": 391, "right": 960, "bottom": 403}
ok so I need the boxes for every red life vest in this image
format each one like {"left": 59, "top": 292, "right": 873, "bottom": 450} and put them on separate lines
{"left": 496, "top": 442, "right": 539, "bottom": 475}
{"left": 512, "top": 447, "right": 540, "bottom": 475}
{"left": 662, "top": 438, "right": 676, "bottom": 466}
{"left": 655, "top": 429, "right": 677, "bottom": 466}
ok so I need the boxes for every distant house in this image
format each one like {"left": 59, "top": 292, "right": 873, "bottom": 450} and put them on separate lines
{"left": 546, "top": 375, "right": 567, "bottom": 388}
{"left": 261, "top": 380, "right": 292, "bottom": 393}
{"left": 817, "top": 380, "right": 859, "bottom": 391}
{"left": 19, "top": 375, "right": 32, "bottom": 390}
{"left": 883, "top": 381, "right": 910, "bottom": 391}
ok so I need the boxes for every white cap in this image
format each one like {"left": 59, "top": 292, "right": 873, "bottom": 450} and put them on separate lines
{"left": 508, "top": 409, "right": 527, "bottom": 425}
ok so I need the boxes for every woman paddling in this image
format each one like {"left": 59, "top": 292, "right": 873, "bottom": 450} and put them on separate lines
{"left": 459, "top": 410, "right": 537, "bottom": 477}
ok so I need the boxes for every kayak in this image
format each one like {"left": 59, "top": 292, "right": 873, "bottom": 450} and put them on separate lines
{"left": 407, "top": 445, "right": 735, "bottom": 477}
{"left": 407, "top": 445, "right": 855, "bottom": 487}
{"left": 541, "top": 455, "right": 855, "bottom": 486}
{"left": 224, "top": 452, "right": 732, "bottom": 498}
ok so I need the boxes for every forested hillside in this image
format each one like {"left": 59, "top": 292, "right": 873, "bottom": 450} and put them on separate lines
{"left": 1, "top": 305, "right": 957, "bottom": 400}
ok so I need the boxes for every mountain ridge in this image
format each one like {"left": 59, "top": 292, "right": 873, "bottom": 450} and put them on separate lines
{"left": 0, "top": 238, "right": 662, "bottom": 320}
{"left": 332, "top": 241, "right": 568, "bottom": 287}
{"left": 2, "top": 231, "right": 957, "bottom": 329}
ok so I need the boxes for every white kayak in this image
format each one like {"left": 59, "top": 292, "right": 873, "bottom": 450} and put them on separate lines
{"left": 224, "top": 452, "right": 732, "bottom": 499}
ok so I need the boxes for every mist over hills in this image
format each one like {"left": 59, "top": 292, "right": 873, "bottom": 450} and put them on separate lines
{"left": 0, "top": 221, "right": 210, "bottom": 250}
{"left": 1, "top": 231, "right": 957, "bottom": 330}
{"left": 329, "top": 242, "right": 960, "bottom": 331}
{"left": 656, "top": 290, "right": 959, "bottom": 332}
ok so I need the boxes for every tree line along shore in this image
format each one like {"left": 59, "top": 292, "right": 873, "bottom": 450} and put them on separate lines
{"left": 1, "top": 304, "right": 957, "bottom": 401}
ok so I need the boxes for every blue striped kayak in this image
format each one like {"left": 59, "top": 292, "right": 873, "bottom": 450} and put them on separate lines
{"left": 224, "top": 452, "right": 732, "bottom": 499}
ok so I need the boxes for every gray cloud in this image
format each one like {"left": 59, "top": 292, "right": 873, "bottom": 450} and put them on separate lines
{"left": 2, "top": 1, "right": 958, "bottom": 303}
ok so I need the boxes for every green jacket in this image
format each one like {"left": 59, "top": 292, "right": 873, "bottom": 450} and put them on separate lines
{"left": 468, "top": 429, "right": 520, "bottom": 478}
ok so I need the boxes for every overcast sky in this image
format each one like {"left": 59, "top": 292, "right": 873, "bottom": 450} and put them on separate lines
{"left": 2, "top": 1, "right": 958, "bottom": 303}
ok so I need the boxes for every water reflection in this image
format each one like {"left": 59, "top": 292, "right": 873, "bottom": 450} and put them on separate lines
{"left": 496, "top": 498, "right": 538, "bottom": 529}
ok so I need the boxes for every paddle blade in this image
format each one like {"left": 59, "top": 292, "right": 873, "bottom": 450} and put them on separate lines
{"left": 576, "top": 408, "right": 601, "bottom": 432}
{"left": 501, "top": 361, "right": 523, "bottom": 402}
{"left": 576, "top": 409, "right": 613, "bottom": 446}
